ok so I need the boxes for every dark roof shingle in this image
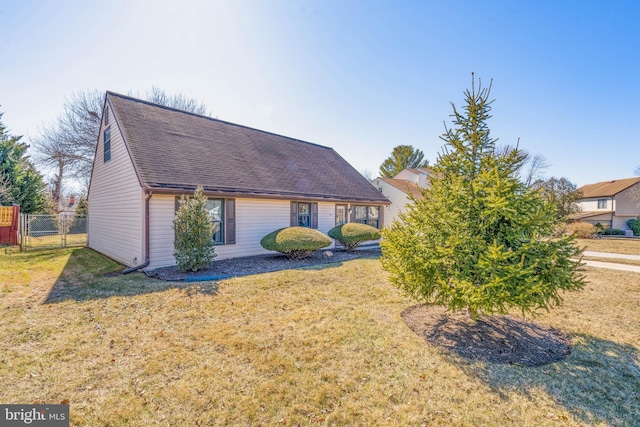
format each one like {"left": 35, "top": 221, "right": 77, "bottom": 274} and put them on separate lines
{"left": 107, "top": 92, "right": 388, "bottom": 203}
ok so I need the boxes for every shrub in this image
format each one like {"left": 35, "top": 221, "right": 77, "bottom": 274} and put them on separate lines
{"left": 328, "top": 223, "right": 380, "bottom": 251}
{"left": 565, "top": 222, "right": 597, "bottom": 239}
{"left": 260, "top": 227, "right": 331, "bottom": 259}
{"left": 381, "top": 77, "right": 584, "bottom": 319}
{"left": 602, "top": 228, "right": 624, "bottom": 236}
{"left": 627, "top": 217, "right": 640, "bottom": 236}
{"left": 173, "top": 186, "right": 216, "bottom": 272}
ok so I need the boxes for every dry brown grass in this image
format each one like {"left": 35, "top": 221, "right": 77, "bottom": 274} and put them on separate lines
{"left": 577, "top": 238, "right": 640, "bottom": 255}
{"left": 1, "top": 248, "right": 639, "bottom": 426}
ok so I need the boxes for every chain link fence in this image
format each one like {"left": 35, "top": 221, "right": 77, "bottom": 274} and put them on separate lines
{"left": 20, "top": 214, "right": 87, "bottom": 251}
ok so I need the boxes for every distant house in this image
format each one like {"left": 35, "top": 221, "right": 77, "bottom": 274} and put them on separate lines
{"left": 87, "top": 92, "right": 389, "bottom": 270}
{"left": 571, "top": 177, "right": 640, "bottom": 230}
{"left": 373, "top": 167, "right": 430, "bottom": 224}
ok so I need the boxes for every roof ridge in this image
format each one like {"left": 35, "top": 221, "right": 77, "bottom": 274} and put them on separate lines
{"left": 106, "top": 91, "right": 333, "bottom": 150}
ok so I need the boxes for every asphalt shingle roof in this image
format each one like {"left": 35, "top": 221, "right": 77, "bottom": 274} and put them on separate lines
{"left": 378, "top": 178, "right": 424, "bottom": 199}
{"left": 579, "top": 177, "right": 640, "bottom": 198}
{"left": 107, "top": 92, "right": 388, "bottom": 203}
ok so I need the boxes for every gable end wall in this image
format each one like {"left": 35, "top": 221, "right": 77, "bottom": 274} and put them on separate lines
{"left": 88, "top": 106, "right": 144, "bottom": 267}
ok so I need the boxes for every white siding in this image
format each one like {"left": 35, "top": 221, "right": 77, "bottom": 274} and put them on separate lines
{"left": 394, "top": 169, "right": 420, "bottom": 183}
{"left": 147, "top": 197, "right": 338, "bottom": 269}
{"left": 375, "top": 179, "right": 413, "bottom": 225}
{"left": 580, "top": 198, "right": 614, "bottom": 212}
{"left": 88, "top": 110, "right": 144, "bottom": 267}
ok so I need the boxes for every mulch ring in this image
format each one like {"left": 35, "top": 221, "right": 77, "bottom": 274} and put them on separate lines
{"left": 146, "top": 248, "right": 381, "bottom": 281}
{"left": 402, "top": 305, "right": 571, "bottom": 367}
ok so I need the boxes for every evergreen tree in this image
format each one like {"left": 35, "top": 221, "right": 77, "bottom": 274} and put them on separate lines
{"left": 173, "top": 186, "right": 216, "bottom": 272}
{"left": 379, "top": 145, "right": 428, "bottom": 178}
{"left": 75, "top": 197, "right": 89, "bottom": 215}
{"left": 0, "top": 112, "right": 48, "bottom": 213}
{"left": 381, "top": 77, "right": 584, "bottom": 319}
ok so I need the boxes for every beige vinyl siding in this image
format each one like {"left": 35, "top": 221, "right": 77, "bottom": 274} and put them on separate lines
{"left": 580, "top": 198, "right": 614, "bottom": 212}
{"left": 148, "top": 197, "right": 338, "bottom": 269}
{"left": 317, "top": 202, "right": 337, "bottom": 233}
{"left": 88, "top": 113, "right": 144, "bottom": 267}
{"left": 616, "top": 186, "right": 640, "bottom": 216}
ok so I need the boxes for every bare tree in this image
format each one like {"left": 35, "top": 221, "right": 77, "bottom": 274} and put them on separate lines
{"left": 360, "top": 168, "right": 375, "bottom": 181}
{"left": 522, "top": 154, "right": 549, "bottom": 188}
{"left": 143, "top": 86, "right": 209, "bottom": 116}
{"left": 530, "top": 177, "right": 582, "bottom": 219}
{"left": 31, "top": 87, "right": 210, "bottom": 195}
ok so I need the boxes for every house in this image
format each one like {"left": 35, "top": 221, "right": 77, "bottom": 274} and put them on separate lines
{"left": 570, "top": 177, "right": 640, "bottom": 230}
{"left": 87, "top": 92, "right": 389, "bottom": 270}
{"left": 373, "top": 167, "right": 430, "bottom": 224}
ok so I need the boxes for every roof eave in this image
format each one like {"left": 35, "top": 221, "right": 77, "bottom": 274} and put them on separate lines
{"left": 146, "top": 185, "right": 390, "bottom": 204}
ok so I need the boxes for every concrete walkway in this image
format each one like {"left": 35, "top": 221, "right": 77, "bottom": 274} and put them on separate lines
{"left": 580, "top": 251, "right": 640, "bottom": 273}
{"left": 580, "top": 260, "right": 640, "bottom": 273}
{"left": 583, "top": 251, "right": 640, "bottom": 261}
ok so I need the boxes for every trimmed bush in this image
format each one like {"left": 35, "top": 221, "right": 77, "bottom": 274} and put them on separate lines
{"left": 328, "top": 223, "right": 380, "bottom": 251}
{"left": 602, "top": 228, "right": 624, "bottom": 236}
{"left": 565, "top": 222, "right": 597, "bottom": 239}
{"left": 260, "top": 227, "right": 331, "bottom": 259}
{"left": 173, "top": 186, "right": 216, "bottom": 272}
{"left": 627, "top": 218, "right": 640, "bottom": 236}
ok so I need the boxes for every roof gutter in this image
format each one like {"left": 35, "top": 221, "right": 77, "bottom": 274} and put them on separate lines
{"left": 143, "top": 187, "right": 390, "bottom": 205}
{"left": 123, "top": 189, "right": 152, "bottom": 274}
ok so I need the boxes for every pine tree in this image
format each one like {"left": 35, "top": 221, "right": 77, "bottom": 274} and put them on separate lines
{"left": 379, "top": 145, "right": 428, "bottom": 178}
{"left": 173, "top": 186, "right": 216, "bottom": 272}
{"left": 0, "top": 112, "right": 48, "bottom": 213}
{"left": 381, "top": 77, "right": 584, "bottom": 319}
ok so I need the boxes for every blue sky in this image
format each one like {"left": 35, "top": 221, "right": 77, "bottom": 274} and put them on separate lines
{"left": 1, "top": 0, "right": 639, "bottom": 186}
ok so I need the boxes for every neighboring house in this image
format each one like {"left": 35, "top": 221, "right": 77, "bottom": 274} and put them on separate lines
{"left": 373, "top": 167, "right": 430, "bottom": 224}
{"left": 88, "top": 92, "right": 389, "bottom": 269}
{"left": 571, "top": 177, "right": 640, "bottom": 230}
{"left": 58, "top": 195, "right": 76, "bottom": 215}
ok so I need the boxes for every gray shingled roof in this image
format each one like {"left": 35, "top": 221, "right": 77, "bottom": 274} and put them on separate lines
{"left": 107, "top": 92, "right": 388, "bottom": 203}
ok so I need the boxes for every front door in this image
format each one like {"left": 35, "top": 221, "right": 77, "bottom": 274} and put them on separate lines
{"left": 335, "top": 204, "right": 347, "bottom": 226}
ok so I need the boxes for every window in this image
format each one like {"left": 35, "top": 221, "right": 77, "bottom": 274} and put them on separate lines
{"left": 354, "top": 205, "right": 380, "bottom": 228}
{"left": 175, "top": 197, "right": 236, "bottom": 245}
{"left": 104, "top": 107, "right": 109, "bottom": 125}
{"left": 335, "top": 204, "right": 347, "bottom": 226}
{"left": 297, "top": 202, "right": 311, "bottom": 227}
{"left": 207, "top": 199, "right": 224, "bottom": 244}
{"left": 103, "top": 128, "right": 111, "bottom": 162}
{"left": 598, "top": 198, "right": 607, "bottom": 209}
{"left": 290, "top": 201, "right": 318, "bottom": 228}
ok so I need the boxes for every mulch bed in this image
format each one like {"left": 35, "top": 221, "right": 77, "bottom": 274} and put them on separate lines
{"left": 146, "top": 248, "right": 381, "bottom": 281}
{"left": 402, "top": 305, "right": 572, "bottom": 367}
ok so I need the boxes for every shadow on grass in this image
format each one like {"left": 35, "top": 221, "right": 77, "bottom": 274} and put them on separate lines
{"left": 461, "top": 333, "right": 640, "bottom": 426}
{"left": 44, "top": 248, "right": 218, "bottom": 304}
{"left": 43, "top": 248, "right": 373, "bottom": 303}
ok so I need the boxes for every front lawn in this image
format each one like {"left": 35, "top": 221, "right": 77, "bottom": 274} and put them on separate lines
{"left": 1, "top": 248, "right": 639, "bottom": 426}
{"left": 577, "top": 237, "right": 640, "bottom": 255}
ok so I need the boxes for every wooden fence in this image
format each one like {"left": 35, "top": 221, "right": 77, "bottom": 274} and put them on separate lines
{"left": 0, "top": 205, "right": 20, "bottom": 245}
